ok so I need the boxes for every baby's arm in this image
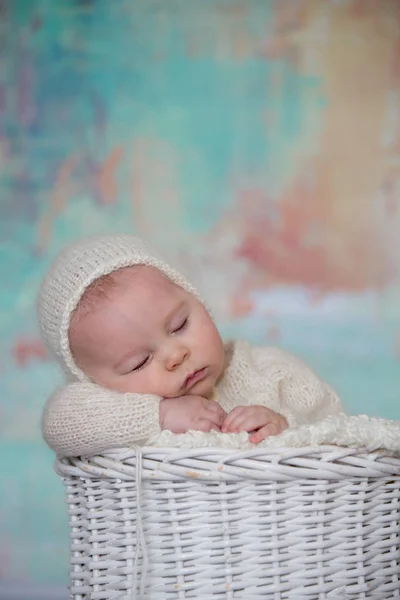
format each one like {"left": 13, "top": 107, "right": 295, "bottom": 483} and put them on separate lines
{"left": 252, "top": 345, "right": 343, "bottom": 426}
{"left": 42, "top": 382, "right": 162, "bottom": 456}
{"left": 222, "top": 343, "right": 342, "bottom": 442}
{"left": 42, "top": 382, "right": 226, "bottom": 457}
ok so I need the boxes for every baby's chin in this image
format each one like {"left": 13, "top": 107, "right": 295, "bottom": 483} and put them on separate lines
{"left": 189, "top": 378, "right": 216, "bottom": 399}
{"left": 162, "top": 383, "right": 214, "bottom": 400}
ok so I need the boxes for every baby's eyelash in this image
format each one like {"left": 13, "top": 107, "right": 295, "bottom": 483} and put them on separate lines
{"left": 173, "top": 317, "right": 188, "bottom": 333}
{"left": 131, "top": 356, "right": 150, "bottom": 372}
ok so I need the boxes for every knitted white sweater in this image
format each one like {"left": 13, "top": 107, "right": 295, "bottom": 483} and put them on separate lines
{"left": 42, "top": 340, "right": 342, "bottom": 457}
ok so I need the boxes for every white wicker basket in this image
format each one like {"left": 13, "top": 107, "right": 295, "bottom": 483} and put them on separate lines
{"left": 55, "top": 446, "right": 400, "bottom": 600}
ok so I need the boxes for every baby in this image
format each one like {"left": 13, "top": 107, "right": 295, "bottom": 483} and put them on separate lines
{"left": 38, "top": 234, "right": 342, "bottom": 457}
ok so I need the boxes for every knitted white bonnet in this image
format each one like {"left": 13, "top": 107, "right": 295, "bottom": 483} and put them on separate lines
{"left": 38, "top": 234, "right": 203, "bottom": 382}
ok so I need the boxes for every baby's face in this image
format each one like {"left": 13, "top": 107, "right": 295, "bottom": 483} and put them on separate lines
{"left": 69, "top": 266, "right": 225, "bottom": 399}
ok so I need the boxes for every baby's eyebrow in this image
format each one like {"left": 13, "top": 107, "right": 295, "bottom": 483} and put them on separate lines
{"left": 164, "top": 301, "right": 186, "bottom": 328}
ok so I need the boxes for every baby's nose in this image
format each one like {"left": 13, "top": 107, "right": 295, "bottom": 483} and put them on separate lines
{"left": 165, "top": 345, "right": 190, "bottom": 371}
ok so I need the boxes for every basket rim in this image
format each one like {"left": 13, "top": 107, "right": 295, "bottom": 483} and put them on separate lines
{"left": 54, "top": 445, "right": 400, "bottom": 482}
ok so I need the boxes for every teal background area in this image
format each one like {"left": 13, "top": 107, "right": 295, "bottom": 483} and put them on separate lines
{"left": 1, "top": 0, "right": 399, "bottom": 594}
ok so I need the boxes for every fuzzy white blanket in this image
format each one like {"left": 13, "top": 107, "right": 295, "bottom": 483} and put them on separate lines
{"left": 149, "top": 413, "right": 400, "bottom": 455}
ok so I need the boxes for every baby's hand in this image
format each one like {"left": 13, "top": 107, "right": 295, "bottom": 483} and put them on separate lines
{"left": 221, "top": 405, "right": 288, "bottom": 443}
{"left": 159, "top": 395, "right": 227, "bottom": 434}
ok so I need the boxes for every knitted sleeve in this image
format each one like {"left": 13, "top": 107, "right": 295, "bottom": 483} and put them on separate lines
{"left": 41, "top": 382, "right": 162, "bottom": 457}
{"left": 251, "top": 346, "right": 343, "bottom": 426}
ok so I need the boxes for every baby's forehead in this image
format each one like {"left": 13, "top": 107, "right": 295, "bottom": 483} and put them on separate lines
{"left": 73, "top": 265, "right": 181, "bottom": 322}
{"left": 114, "top": 265, "right": 178, "bottom": 293}
{"left": 109, "top": 266, "right": 189, "bottom": 313}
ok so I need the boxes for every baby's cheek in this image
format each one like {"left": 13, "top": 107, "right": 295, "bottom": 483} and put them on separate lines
{"left": 114, "top": 375, "right": 136, "bottom": 394}
{"left": 145, "top": 364, "right": 171, "bottom": 396}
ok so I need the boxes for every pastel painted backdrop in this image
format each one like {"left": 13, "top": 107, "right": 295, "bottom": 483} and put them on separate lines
{"left": 1, "top": 0, "right": 400, "bottom": 594}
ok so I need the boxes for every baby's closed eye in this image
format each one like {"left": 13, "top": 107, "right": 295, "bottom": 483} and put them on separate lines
{"left": 171, "top": 317, "right": 189, "bottom": 334}
{"left": 130, "top": 356, "right": 150, "bottom": 372}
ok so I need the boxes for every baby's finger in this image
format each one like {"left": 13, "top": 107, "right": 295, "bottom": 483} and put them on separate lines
{"left": 249, "top": 422, "right": 281, "bottom": 444}
{"left": 195, "top": 419, "right": 221, "bottom": 433}
{"left": 225, "top": 413, "right": 261, "bottom": 433}
{"left": 221, "top": 406, "right": 247, "bottom": 432}
{"left": 204, "top": 408, "right": 226, "bottom": 429}
{"left": 217, "top": 407, "right": 228, "bottom": 426}
{"left": 207, "top": 401, "right": 227, "bottom": 422}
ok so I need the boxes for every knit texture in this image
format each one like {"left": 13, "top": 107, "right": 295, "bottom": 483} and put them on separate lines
{"left": 42, "top": 383, "right": 162, "bottom": 455}
{"left": 215, "top": 341, "right": 341, "bottom": 426}
{"left": 37, "top": 234, "right": 203, "bottom": 382}
{"left": 42, "top": 340, "right": 342, "bottom": 457}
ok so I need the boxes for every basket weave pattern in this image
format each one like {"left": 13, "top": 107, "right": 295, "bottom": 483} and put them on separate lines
{"left": 56, "top": 446, "right": 400, "bottom": 599}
